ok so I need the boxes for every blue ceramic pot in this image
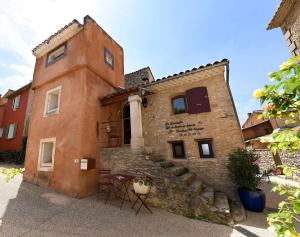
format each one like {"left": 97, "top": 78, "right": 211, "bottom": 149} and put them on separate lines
{"left": 238, "top": 188, "right": 265, "bottom": 212}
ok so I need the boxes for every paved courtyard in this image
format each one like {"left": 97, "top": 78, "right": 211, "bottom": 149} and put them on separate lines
{"left": 0, "top": 165, "right": 275, "bottom": 237}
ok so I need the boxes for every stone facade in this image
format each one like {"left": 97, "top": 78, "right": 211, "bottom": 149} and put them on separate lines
{"left": 268, "top": 0, "right": 300, "bottom": 56}
{"left": 140, "top": 64, "right": 244, "bottom": 195}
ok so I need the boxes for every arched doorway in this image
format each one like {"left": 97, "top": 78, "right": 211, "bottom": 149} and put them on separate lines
{"left": 123, "top": 103, "right": 131, "bottom": 144}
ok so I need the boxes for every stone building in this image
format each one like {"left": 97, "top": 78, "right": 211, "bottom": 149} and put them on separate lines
{"left": 24, "top": 16, "right": 245, "bottom": 223}
{"left": 267, "top": 0, "right": 300, "bottom": 56}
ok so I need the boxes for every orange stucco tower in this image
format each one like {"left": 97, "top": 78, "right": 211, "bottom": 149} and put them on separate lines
{"left": 24, "top": 16, "right": 124, "bottom": 197}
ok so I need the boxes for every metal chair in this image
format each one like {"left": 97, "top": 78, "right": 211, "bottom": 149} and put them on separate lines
{"left": 131, "top": 176, "right": 153, "bottom": 214}
{"left": 98, "top": 169, "right": 114, "bottom": 203}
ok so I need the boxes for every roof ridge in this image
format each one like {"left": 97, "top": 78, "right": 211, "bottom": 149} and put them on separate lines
{"left": 125, "top": 67, "right": 150, "bottom": 76}
{"left": 152, "top": 58, "right": 229, "bottom": 83}
{"left": 32, "top": 19, "right": 81, "bottom": 53}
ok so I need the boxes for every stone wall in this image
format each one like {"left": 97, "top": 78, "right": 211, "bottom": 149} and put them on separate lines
{"left": 141, "top": 67, "right": 244, "bottom": 194}
{"left": 281, "top": 0, "right": 300, "bottom": 56}
{"left": 250, "top": 149, "right": 300, "bottom": 180}
{"left": 101, "top": 147, "right": 194, "bottom": 215}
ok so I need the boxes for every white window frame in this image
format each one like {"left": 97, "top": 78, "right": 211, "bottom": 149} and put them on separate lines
{"left": 38, "top": 137, "right": 56, "bottom": 171}
{"left": 43, "top": 86, "right": 62, "bottom": 117}
{"left": 12, "top": 95, "right": 20, "bottom": 111}
{"left": 7, "top": 123, "right": 17, "bottom": 139}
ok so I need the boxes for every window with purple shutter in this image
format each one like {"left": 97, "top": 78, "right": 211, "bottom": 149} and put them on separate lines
{"left": 186, "top": 87, "right": 211, "bottom": 114}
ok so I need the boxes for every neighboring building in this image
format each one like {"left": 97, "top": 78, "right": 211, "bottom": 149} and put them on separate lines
{"left": 23, "top": 16, "right": 244, "bottom": 222}
{"left": 267, "top": 0, "right": 300, "bottom": 56}
{"left": 242, "top": 110, "right": 300, "bottom": 147}
{"left": 0, "top": 83, "right": 33, "bottom": 152}
{"left": 124, "top": 67, "right": 155, "bottom": 88}
{"left": 24, "top": 16, "right": 124, "bottom": 197}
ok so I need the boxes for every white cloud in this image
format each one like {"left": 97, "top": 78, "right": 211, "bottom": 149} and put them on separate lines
{"left": 0, "top": 0, "right": 131, "bottom": 94}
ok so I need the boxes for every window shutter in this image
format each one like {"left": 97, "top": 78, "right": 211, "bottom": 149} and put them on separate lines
{"left": 186, "top": 87, "right": 211, "bottom": 114}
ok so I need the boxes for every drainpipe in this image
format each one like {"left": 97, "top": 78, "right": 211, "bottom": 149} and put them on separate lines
{"left": 224, "top": 62, "right": 245, "bottom": 144}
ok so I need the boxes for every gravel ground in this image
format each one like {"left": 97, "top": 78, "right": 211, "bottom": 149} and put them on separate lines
{"left": 0, "top": 164, "right": 275, "bottom": 237}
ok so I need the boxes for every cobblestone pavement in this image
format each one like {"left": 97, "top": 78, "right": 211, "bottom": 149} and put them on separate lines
{"left": 0, "top": 164, "right": 275, "bottom": 237}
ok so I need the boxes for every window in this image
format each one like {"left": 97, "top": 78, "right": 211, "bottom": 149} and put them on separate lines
{"left": 44, "top": 86, "right": 61, "bottom": 117}
{"left": 46, "top": 43, "right": 67, "bottom": 65}
{"left": 198, "top": 139, "right": 214, "bottom": 158}
{"left": 7, "top": 123, "right": 17, "bottom": 139}
{"left": 104, "top": 47, "right": 114, "bottom": 69}
{"left": 171, "top": 87, "right": 211, "bottom": 115}
{"left": 38, "top": 138, "right": 56, "bottom": 171}
{"left": 12, "top": 95, "right": 20, "bottom": 111}
{"left": 172, "top": 96, "right": 187, "bottom": 114}
{"left": 170, "top": 141, "right": 185, "bottom": 159}
{"left": 0, "top": 128, "right": 3, "bottom": 138}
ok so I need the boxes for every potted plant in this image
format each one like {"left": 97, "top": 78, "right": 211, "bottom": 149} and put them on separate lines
{"left": 133, "top": 176, "right": 151, "bottom": 195}
{"left": 227, "top": 148, "right": 266, "bottom": 212}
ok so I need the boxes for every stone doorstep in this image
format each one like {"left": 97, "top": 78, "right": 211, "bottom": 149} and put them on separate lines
{"left": 189, "top": 180, "right": 204, "bottom": 194}
{"left": 199, "top": 186, "right": 215, "bottom": 206}
{"left": 180, "top": 172, "right": 196, "bottom": 186}
{"left": 213, "top": 191, "right": 230, "bottom": 214}
{"left": 160, "top": 161, "right": 175, "bottom": 168}
{"left": 169, "top": 166, "right": 189, "bottom": 176}
{"left": 230, "top": 201, "right": 246, "bottom": 223}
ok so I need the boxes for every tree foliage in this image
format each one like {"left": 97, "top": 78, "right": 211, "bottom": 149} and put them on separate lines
{"left": 254, "top": 55, "right": 300, "bottom": 236}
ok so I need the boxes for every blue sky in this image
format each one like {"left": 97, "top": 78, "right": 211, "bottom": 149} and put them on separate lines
{"left": 0, "top": 0, "right": 290, "bottom": 124}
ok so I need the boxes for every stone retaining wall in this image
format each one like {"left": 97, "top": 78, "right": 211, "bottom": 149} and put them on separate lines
{"left": 250, "top": 149, "right": 300, "bottom": 170}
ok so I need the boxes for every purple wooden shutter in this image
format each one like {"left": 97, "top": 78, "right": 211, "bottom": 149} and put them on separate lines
{"left": 186, "top": 87, "right": 211, "bottom": 114}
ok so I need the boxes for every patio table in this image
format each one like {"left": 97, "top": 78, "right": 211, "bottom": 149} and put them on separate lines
{"left": 109, "top": 174, "right": 134, "bottom": 209}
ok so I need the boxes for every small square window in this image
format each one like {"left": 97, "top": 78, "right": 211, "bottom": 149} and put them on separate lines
{"left": 172, "top": 96, "right": 186, "bottom": 114}
{"left": 198, "top": 139, "right": 214, "bottom": 158}
{"left": 7, "top": 123, "right": 17, "bottom": 139}
{"left": 46, "top": 43, "right": 67, "bottom": 66}
{"left": 44, "top": 86, "right": 61, "bottom": 117}
{"left": 104, "top": 48, "right": 114, "bottom": 69}
{"left": 170, "top": 141, "right": 185, "bottom": 159}
{"left": 12, "top": 95, "right": 20, "bottom": 111}
{"left": 38, "top": 138, "right": 56, "bottom": 171}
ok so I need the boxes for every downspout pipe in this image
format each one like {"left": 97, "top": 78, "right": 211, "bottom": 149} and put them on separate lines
{"left": 224, "top": 62, "right": 245, "bottom": 144}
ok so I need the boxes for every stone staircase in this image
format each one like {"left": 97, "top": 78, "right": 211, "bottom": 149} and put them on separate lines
{"left": 157, "top": 158, "right": 246, "bottom": 225}
{"left": 101, "top": 147, "right": 246, "bottom": 225}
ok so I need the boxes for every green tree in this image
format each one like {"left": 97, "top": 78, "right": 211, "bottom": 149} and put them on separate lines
{"left": 254, "top": 54, "right": 300, "bottom": 237}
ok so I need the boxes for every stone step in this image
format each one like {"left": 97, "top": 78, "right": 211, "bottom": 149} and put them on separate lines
{"left": 199, "top": 186, "right": 214, "bottom": 206}
{"left": 190, "top": 180, "right": 204, "bottom": 194}
{"left": 149, "top": 155, "right": 165, "bottom": 162}
{"left": 170, "top": 166, "right": 189, "bottom": 176}
{"left": 230, "top": 201, "right": 246, "bottom": 223}
{"left": 213, "top": 192, "right": 230, "bottom": 214}
{"left": 160, "top": 161, "right": 175, "bottom": 169}
{"left": 180, "top": 172, "right": 196, "bottom": 186}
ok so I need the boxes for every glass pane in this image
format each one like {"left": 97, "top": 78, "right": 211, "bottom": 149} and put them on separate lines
{"left": 48, "top": 93, "right": 59, "bottom": 111}
{"left": 175, "top": 145, "right": 183, "bottom": 156}
{"left": 42, "top": 142, "right": 54, "bottom": 164}
{"left": 173, "top": 97, "right": 186, "bottom": 114}
{"left": 7, "top": 124, "right": 15, "bottom": 139}
{"left": 201, "top": 143, "right": 210, "bottom": 155}
{"left": 48, "top": 45, "right": 65, "bottom": 63}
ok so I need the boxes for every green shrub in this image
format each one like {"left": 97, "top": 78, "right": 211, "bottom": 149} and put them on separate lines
{"left": 227, "top": 148, "right": 262, "bottom": 191}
